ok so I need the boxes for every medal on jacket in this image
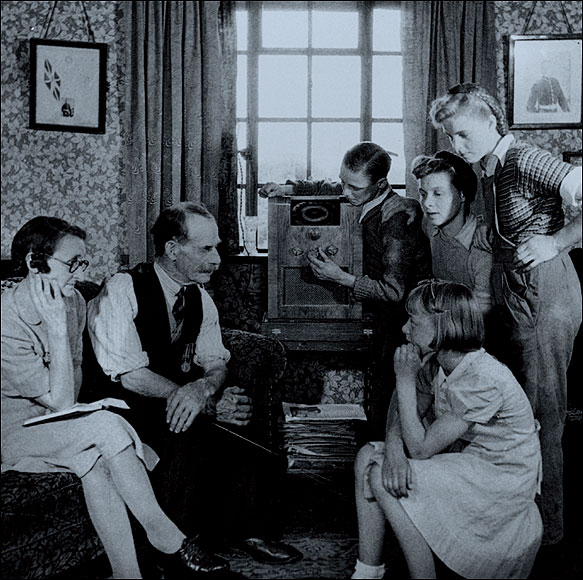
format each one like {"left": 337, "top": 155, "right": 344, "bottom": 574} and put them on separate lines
{"left": 181, "top": 343, "right": 195, "bottom": 373}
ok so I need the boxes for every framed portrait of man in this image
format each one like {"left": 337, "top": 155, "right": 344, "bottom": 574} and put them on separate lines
{"left": 508, "top": 34, "right": 582, "bottom": 130}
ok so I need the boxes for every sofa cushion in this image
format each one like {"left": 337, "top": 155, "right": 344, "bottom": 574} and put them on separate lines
{"left": 1, "top": 471, "right": 104, "bottom": 580}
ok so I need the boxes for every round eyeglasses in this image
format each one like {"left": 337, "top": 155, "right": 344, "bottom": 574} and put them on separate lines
{"left": 46, "top": 254, "right": 89, "bottom": 273}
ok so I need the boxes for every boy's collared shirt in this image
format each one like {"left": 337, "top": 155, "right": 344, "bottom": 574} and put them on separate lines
{"left": 359, "top": 189, "right": 390, "bottom": 223}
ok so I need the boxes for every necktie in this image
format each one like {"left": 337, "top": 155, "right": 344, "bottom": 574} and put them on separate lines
{"left": 172, "top": 287, "right": 187, "bottom": 325}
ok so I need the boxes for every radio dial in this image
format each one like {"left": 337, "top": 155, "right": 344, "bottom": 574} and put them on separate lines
{"left": 326, "top": 245, "right": 339, "bottom": 257}
{"left": 308, "top": 228, "right": 321, "bottom": 240}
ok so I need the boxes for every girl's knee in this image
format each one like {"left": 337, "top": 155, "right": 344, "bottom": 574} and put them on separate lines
{"left": 368, "top": 463, "right": 385, "bottom": 497}
{"left": 354, "top": 443, "right": 377, "bottom": 477}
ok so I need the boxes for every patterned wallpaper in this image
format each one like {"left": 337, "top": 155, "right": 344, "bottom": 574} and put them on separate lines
{"left": 1, "top": 1, "right": 126, "bottom": 282}
{"left": 493, "top": 0, "right": 582, "bottom": 155}
{"left": 1, "top": 1, "right": 580, "bottom": 404}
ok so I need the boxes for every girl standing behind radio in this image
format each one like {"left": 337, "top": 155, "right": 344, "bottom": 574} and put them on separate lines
{"left": 260, "top": 142, "right": 431, "bottom": 439}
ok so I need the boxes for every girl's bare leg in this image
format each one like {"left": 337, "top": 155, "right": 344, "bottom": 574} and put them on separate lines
{"left": 369, "top": 464, "right": 435, "bottom": 579}
{"left": 354, "top": 444, "right": 387, "bottom": 565}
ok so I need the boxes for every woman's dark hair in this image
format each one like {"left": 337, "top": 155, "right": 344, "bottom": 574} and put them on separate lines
{"left": 411, "top": 150, "right": 478, "bottom": 210}
{"left": 151, "top": 202, "right": 215, "bottom": 257}
{"left": 11, "top": 216, "right": 87, "bottom": 276}
{"left": 406, "top": 279, "right": 484, "bottom": 352}
{"left": 342, "top": 142, "right": 392, "bottom": 183}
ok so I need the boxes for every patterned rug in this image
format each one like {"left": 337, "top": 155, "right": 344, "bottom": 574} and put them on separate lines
{"left": 217, "top": 533, "right": 358, "bottom": 579}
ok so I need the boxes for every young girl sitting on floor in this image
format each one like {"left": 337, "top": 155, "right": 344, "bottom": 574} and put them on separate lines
{"left": 353, "top": 280, "right": 542, "bottom": 579}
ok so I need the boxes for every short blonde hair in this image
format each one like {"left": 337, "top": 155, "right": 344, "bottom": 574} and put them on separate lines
{"left": 406, "top": 280, "right": 484, "bottom": 352}
{"left": 429, "top": 83, "right": 508, "bottom": 136}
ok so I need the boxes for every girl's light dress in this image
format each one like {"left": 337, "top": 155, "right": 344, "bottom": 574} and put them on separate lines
{"left": 366, "top": 349, "right": 542, "bottom": 579}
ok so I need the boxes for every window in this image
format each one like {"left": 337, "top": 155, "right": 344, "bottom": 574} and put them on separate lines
{"left": 236, "top": 1, "right": 403, "bottom": 253}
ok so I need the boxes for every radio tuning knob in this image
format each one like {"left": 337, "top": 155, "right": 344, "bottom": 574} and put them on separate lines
{"left": 326, "top": 245, "right": 339, "bottom": 256}
{"left": 291, "top": 247, "right": 304, "bottom": 256}
{"left": 308, "top": 228, "right": 321, "bottom": 240}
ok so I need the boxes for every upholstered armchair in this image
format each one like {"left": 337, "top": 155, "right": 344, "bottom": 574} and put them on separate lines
{"left": 1, "top": 275, "right": 287, "bottom": 579}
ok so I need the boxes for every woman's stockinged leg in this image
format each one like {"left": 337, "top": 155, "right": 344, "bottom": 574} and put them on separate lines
{"left": 354, "top": 445, "right": 386, "bottom": 565}
{"left": 81, "top": 459, "right": 142, "bottom": 579}
{"left": 369, "top": 465, "right": 435, "bottom": 579}
{"left": 106, "top": 445, "right": 185, "bottom": 554}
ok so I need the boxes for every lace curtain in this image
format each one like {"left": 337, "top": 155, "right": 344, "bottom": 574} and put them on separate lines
{"left": 122, "top": 1, "right": 238, "bottom": 265}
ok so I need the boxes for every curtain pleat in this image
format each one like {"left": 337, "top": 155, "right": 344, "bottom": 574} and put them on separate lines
{"left": 123, "top": 1, "right": 238, "bottom": 266}
{"left": 401, "top": 1, "right": 497, "bottom": 199}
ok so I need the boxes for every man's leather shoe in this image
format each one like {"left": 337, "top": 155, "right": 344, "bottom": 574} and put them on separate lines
{"left": 235, "top": 538, "right": 303, "bottom": 564}
{"left": 155, "top": 535, "right": 230, "bottom": 576}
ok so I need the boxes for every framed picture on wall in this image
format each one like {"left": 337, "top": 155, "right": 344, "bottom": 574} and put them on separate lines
{"left": 29, "top": 38, "right": 108, "bottom": 134}
{"left": 508, "top": 34, "right": 582, "bottom": 130}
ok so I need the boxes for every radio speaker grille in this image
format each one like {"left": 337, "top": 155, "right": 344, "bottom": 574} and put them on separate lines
{"left": 282, "top": 267, "right": 349, "bottom": 305}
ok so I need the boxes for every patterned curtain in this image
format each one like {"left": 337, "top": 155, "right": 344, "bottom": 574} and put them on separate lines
{"left": 400, "top": 1, "right": 497, "bottom": 199}
{"left": 123, "top": 1, "right": 238, "bottom": 266}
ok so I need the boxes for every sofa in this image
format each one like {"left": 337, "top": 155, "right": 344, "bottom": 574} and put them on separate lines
{"left": 1, "top": 274, "right": 287, "bottom": 579}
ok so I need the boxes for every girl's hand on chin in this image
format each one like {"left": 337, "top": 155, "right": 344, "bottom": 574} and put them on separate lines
{"left": 394, "top": 343, "right": 423, "bottom": 383}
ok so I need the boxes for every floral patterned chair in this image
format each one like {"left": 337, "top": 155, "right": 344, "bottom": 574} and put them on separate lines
{"left": 1, "top": 274, "right": 287, "bottom": 579}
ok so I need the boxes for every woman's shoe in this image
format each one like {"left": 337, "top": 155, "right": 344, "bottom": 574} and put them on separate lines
{"left": 155, "top": 535, "right": 230, "bottom": 576}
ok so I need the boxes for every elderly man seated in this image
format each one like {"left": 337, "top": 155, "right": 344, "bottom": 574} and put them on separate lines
{"left": 88, "top": 201, "right": 302, "bottom": 568}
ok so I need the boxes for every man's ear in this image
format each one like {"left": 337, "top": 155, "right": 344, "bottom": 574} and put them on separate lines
{"left": 377, "top": 177, "right": 388, "bottom": 190}
{"left": 165, "top": 240, "right": 178, "bottom": 260}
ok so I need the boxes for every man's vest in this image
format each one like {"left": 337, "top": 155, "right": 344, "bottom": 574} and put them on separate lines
{"left": 128, "top": 262, "right": 205, "bottom": 386}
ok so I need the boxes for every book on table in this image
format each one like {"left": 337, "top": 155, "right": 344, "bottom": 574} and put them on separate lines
{"left": 23, "top": 398, "right": 129, "bottom": 426}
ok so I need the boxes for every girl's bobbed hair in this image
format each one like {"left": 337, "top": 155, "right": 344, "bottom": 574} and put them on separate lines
{"left": 406, "top": 279, "right": 484, "bottom": 352}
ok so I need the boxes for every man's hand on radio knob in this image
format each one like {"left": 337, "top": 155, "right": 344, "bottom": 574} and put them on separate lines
{"left": 258, "top": 183, "right": 293, "bottom": 198}
{"left": 307, "top": 247, "right": 356, "bottom": 288}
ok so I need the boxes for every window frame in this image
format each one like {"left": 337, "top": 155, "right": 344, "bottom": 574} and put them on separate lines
{"left": 237, "top": 0, "right": 403, "bottom": 218}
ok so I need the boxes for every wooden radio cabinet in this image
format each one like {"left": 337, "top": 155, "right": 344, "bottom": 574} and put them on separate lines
{"left": 263, "top": 194, "right": 373, "bottom": 351}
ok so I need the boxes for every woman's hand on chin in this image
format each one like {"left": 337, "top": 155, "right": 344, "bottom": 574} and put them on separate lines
{"left": 30, "top": 275, "right": 68, "bottom": 334}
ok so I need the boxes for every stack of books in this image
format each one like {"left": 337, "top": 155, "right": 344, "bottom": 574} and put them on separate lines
{"left": 281, "top": 402, "right": 367, "bottom": 473}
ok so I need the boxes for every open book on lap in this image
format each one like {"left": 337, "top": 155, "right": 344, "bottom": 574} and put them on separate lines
{"left": 23, "top": 398, "right": 130, "bottom": 427}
